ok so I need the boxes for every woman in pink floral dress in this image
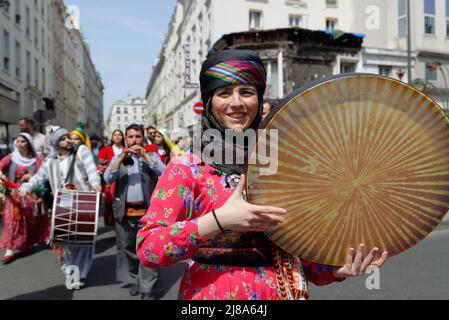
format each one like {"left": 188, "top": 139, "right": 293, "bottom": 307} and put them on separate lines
{"left": 0, "top": 133, "right": 49, "bottom": 264}
{"left": 137, "top": 50, "right": 388, "bottom": 300}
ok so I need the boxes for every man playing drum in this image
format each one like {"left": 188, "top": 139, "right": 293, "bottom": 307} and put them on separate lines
{"left": 20, "top": 128, "right": 101, "bottom": 290}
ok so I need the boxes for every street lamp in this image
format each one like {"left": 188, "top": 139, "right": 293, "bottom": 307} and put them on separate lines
{"left": 406, "top": 0, "right": 412, "bottom": 84}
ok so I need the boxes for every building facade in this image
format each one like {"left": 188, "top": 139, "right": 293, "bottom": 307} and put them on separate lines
{"left": 64, "top": 27, "right": 82, "bottom": 130}
{"left": 1, "top": 0, "right": 53, "bottom": 148}
{"left": 0, "top": 0, "right": 103, "bottom": 152}
{"left": 210, "top": 28, "right": 363, "bottom": 100}
{"left": 83, "top": 41, "right": 104, "bottom": 136}
{"left": 51, "top": 0, "right": 65, "bottom": 130}
{"left": 104, "top": 97, "right": 147, "bottom": 140}
{"left": 146, "top": 0, "right": 449, "bottom": 132}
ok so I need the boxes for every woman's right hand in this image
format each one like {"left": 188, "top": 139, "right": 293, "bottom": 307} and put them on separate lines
{"left": 214, "top": 174, "right": 287, "bottom": 233}
{"left": 19, "top": 190, "right": 29, "bottom": 198}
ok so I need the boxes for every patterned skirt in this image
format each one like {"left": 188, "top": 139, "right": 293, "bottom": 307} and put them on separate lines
{"left": 179, "top": 261, "right": 281, "bottom": 300}
{"left": 0, "top": 194, "right": 50, "bottom": 251}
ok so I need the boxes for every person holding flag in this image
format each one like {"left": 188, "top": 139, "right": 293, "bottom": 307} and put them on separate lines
{"left": 0, "top": 133, "right": 49, "bottom": 264}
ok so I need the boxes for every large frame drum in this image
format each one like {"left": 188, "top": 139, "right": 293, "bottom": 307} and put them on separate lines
{"left": 50, "top": 189, "right": 100, "bottom": 246}
{"left": 247, "top": 74, "right": 449, "bottom": 266}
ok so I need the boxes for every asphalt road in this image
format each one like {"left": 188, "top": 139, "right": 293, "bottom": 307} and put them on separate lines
{"left": 310, "top": 225, "right": 449, "bottom": 300}
{"left": 0, "top": 221, "right": 186, "bottom": 300}
{"left": 1, "top": 220, "right": 448, "bottom": 300}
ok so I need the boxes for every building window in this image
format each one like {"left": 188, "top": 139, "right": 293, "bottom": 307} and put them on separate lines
{"left": 41, "top": 28, "right": 45, "bottom": 55}
{"left": 424, "top": 0, "right": 436, "bottom": 34}
{"left": 26, "top": 6, "right": 30, "bottom": 37}
{"left": 378, "top": 66, "right": 392, "bottom": 77}
{"left": 340, "top": 62, "right": 356, "bottom": 74}
{"left": 124, "top": 108, "right": 128, "bottom": 114}
{"left": 117, "top": 108, "right": 121, "bottom": 114}
{"left": 47, "top": 4, "right": 51, "bottom": 28}
{"left": 3, "top": 31, "right": 11, "bottom": 71}
{"left": 265, "top": 60, "right": 279, "bottom": 99}
{"left": 26, "top": 51, "right": 30, "bottom": 85}
{"left": 425, "top": 63, "right": 438, "bottom": 81}
{"left": 2, "top": 0, "right": 10, "bottom": 14}
{"left": 446, "top": 0, "right": 449, "bottom": 36}
{"left": 117, "top": 116, "right": 121, "bottom": 121}
{"left": 15, "top": 0, "right": 21, "bottom": 26}
{"left": 249, "top": 11, "right": 263, "bottom": 30}
{"left": 289, "top": 15, "right": 302, "bottom": 27}
{"left": 48, "top": 37, "right": 51, "bottom": 60}
{"left": 398, "top": 0, "right": 407, "bottom": 38}
{"left": 15, "top": 41, "right": 21, "bottom": 79}
{"left": 3, "top": 31, "right": 10, "bottom": 72}
{"left": 34, "top": 18, "right": 38, "bottom": 47}
{"left": 326, "top": 18, "right": 338, "bottom": 30}
{"left": 42, "top": 68, "right": 46, "bottom": 92}
{"left": 326, "top": 0, "right": 338, "bottom": 8}
{"left": 35, "top": 58, "right": 39, "bottom": 87}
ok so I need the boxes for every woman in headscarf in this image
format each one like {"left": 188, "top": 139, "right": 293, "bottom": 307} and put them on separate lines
{"left": 97, "top": 129, "right": 125, "bottom": 226}
{"left": 137, "top": 50, "right": 388, "bottom": 300}
{"left": 0, "top": 133, "right": 49, "bottom": 264}
{"left": 70, "top": 123, "right": 92, "bottom": 152}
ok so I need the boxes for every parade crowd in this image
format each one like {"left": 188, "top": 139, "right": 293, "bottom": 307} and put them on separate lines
{"left": 0, "top": 50, "right": 387, "bottom": 301}
{"left": 0, "top": 117, "right": 191, "bottom": 299}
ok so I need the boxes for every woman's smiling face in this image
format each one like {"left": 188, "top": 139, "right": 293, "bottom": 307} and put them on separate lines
{"left": 211, "top": 84, "right": 259, "bottom": 132}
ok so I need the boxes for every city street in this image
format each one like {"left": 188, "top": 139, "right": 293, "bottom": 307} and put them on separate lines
{"left": 1, "top": 218, "right": 448, "bottom": 300}
{"left": 0, "top": 220, "right": 186, "bottom": 300}
{"left": 2, "top": 0, "right": 449, "bottom": 304}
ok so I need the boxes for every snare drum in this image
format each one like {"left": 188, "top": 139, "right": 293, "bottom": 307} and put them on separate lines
{"left": 50, "top": 189, "right": 100, "bottom": 246}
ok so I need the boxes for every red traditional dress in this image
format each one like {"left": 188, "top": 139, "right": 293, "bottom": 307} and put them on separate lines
{"left": 0, "top": 155, "right": 49, "bottom": 251}
{"left": 137, "top": 154, "right": 343, "bottom": 300}
{"left": 98, "top": 145, "right": 123, "bottom": 226}
{"left": 145, "top": 144, "right": 168, "bottom": 164}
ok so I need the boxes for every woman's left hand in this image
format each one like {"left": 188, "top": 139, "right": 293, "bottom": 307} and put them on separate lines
{"left": 332, "top": 244, "right": 389, "bottom": 279}
{"left": 21, "top": 174, "right": 33, "bottom": 182}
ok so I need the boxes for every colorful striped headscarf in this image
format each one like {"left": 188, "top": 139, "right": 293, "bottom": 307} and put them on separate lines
{"left": 205, "top": 60, "right": 266, "bottom": 90}
{"left": 200, "top": 50, "right": 267, "bottom": 106}
{"left": 198, "top": 49, "right": 267, "bottom": 175}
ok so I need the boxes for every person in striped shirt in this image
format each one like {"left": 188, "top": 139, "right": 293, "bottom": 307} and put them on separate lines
{"left": 20, "top": 128, "right": 101, "bottom": 290}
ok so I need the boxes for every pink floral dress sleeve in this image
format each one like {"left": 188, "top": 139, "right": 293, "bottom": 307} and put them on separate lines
{"left": 301, "top": 259, "right": 344, "bottom": 286}
{"left": 0, "top": 155, "right": 12, "bottom": 172}
{"left": 137, "top": 155, "right": 208, "bottom": 268}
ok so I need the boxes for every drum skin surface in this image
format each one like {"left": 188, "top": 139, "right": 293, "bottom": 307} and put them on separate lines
{"left": 51, "top": 189, "right": 99, "bottom": 245}
{"left": 247, "top": 74, "right": 449, "bottom": 266}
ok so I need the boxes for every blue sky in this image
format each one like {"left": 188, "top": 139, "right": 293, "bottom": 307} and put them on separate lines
{"left": 64, "top": 0, "right": 177, "bottom": 120}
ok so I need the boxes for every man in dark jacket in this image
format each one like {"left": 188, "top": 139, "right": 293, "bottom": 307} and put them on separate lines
{"left": 104, "top": 124, "right": 165, "bottom": 300}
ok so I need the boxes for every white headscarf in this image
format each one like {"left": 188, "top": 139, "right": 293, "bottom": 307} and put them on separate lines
{"left": 11, "top": 132, "right": 37, "bottom": 167}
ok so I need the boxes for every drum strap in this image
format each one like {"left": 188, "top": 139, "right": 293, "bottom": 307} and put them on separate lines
{"left": 63, "top": 150, "right": 77, "bottom": 186}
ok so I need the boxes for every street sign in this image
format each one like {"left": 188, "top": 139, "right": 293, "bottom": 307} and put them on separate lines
{"left": 193, "top": 102, "right": 204, "bottom": 115}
